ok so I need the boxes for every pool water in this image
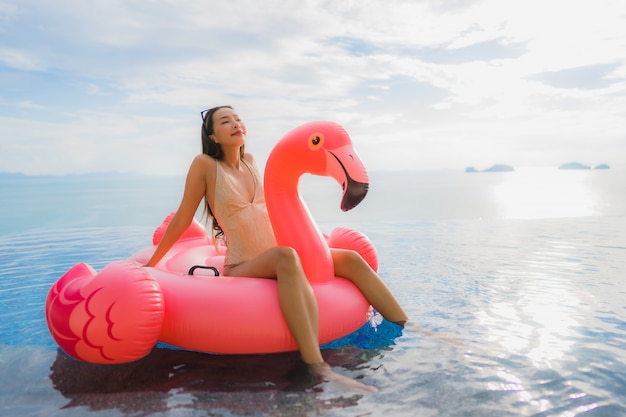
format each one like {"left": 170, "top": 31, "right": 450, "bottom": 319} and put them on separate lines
{"left": 1, "top": 170, "right": 626, "bottom": 416}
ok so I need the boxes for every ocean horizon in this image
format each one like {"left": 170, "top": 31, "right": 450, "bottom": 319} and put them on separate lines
{"left": 2, "top": 166, "right": 624, "bottom": 235}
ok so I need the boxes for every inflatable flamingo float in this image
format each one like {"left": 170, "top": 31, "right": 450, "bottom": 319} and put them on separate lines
{"left": 45, "top": 121, "right": 379, "bottom": 364}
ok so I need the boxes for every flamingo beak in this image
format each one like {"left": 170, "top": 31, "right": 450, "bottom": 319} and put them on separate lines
{"left": 327, "top": 149, "right": 369, "bottom": 212}
{"left": 341, "top": 170, "right": 369, "bottom": 211}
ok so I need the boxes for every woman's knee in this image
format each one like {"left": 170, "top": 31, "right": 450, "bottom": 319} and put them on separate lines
{"left": 273, "top": 246, "right": 302, "bottom": 272}
{"left": 335, "top": 249, "right": 363, "bottom": 268}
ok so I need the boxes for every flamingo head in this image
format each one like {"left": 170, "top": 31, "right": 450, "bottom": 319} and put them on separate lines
{"left": 266, "top": 121, "right": 369, "bottom": 211}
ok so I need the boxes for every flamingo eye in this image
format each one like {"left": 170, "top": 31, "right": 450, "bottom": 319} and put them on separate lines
{"left": 309, "top": 134, "right": 324, "bottom": 150}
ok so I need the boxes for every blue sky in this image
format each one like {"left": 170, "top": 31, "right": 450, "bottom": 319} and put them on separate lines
{"left": 1, "top": 0, "right": 626, "bottom": 176}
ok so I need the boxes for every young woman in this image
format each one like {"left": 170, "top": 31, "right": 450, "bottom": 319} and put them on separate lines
{"left": 145, "top": 105, "right": 408, "bottom": 392}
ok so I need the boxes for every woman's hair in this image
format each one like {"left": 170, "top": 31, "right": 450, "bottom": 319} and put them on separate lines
{"left": 200, "top": 105, "right": 246, "bottom": 243}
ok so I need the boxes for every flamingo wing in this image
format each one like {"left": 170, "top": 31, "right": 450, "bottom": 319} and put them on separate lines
{"left": 46, "top": 261, "right": 165, "bottom": 364}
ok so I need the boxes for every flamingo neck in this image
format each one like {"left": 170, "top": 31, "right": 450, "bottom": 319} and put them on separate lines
{"left": 265, "top": 176, "right": 333, "bottom": 284}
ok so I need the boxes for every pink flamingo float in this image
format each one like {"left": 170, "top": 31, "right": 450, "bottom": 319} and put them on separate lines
{"left": 45, "top": 121, "right": 379, "bottom": 364}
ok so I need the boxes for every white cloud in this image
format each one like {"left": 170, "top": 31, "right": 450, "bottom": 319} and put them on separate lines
{"left": 17, "top": 100, "right": 46, "bottom": 109}
{"left": 0, "top": 48, "right": 41, "bottom": 71}
{"left": 1, "top": 0, "right": 625, "bottom": 174}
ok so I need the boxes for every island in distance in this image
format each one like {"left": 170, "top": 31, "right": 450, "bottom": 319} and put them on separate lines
{"left": 465, "top": 164, "right": 515, "bottom": 173}
{"left": 558, "top": 162, "right": 611, "bottom": 170}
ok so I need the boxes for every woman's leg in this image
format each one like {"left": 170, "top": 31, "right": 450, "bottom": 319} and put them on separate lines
{"left": 224, "top": 246, "right": 321, "bottom": 363}
{"left": 331, "top": 248, "right": 408, "bottom": 324}
{"left": 332, "top": 249, "right": 465, "bottom": 346}
{"left": 225, "top": 247, "right": 376, "bottom": 392}
{"left": 272, "top": 247, "right": 322, "bottom": 364}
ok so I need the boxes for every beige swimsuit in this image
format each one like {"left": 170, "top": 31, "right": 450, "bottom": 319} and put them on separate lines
{"left": 212, "top": 159, "right": 277, "bottom": 269}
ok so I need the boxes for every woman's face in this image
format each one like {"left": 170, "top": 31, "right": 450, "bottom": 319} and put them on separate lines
{"left": 211, "top": 107, "right": 247, "bottom": 147}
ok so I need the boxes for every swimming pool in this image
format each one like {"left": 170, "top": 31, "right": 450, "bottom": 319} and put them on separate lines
{"left": 2, "top": 171, "right": 626, "bottom": 416}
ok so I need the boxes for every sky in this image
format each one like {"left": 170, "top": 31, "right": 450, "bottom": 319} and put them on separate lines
{"left": 1, "top": 0, "right": 626, "bottom": 176}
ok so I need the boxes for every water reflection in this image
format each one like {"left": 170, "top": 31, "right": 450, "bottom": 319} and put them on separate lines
{"left": 48, "top": 320, "right": 403, "bottom": 416}
{"left": 473, "top": 223, "right": 600, "bottom": 412}
{"left": 480, "top": 271, "right": 581, "bottom": 367}
{"left": 491, "top": 168, "right": 598, "bottom": 219}
{"left": 479, "top": 243, "right": 587, "bottom": 362}
{"left": 48, "top": 346, "right": 382, "bottom": 416}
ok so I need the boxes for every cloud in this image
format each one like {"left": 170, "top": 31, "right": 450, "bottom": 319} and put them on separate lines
{"left": 0, "top": 48, "right": 42, "bottom": 71}
{"left": 529, "top": 63, "right": 624, "bottom": 90}
{"left": 417, "top": 38, "right": 529, "bottom": 64}
{"left": 1, "top": 0, "right": 626, "bottom": 175}
{"left": 17, "top": 100, "right": 46, "bottom": 109}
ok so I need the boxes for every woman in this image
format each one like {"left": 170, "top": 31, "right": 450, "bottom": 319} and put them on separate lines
{"left": 145, "top": 105, "right": 408, "bottom": 392}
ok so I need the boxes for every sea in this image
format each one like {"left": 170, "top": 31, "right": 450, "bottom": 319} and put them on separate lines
{"left": 1, "top": 167, "right": 625, "bottom": 417}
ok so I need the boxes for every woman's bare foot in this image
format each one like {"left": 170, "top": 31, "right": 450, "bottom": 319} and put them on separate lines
{"left": 308, "top": 362, "right": 377, "bottom": 394}
{"left": 401, "top": 320, "right": 465, "bottom": 346}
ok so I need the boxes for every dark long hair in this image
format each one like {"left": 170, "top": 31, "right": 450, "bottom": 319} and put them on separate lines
{"left": 200, "top": 105, "right": 246, "bottom": 243}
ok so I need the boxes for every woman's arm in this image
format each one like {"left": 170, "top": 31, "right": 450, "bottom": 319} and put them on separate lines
{"left": 145, "top": 155, "right": 213, "bottom": 267}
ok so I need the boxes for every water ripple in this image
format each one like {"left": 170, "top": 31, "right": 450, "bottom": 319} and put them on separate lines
{"left": 0, "top": 226, "right": 151, "bottom": 347}
{"left": 1, "top": 217, "right": 626, "bottom": 416}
